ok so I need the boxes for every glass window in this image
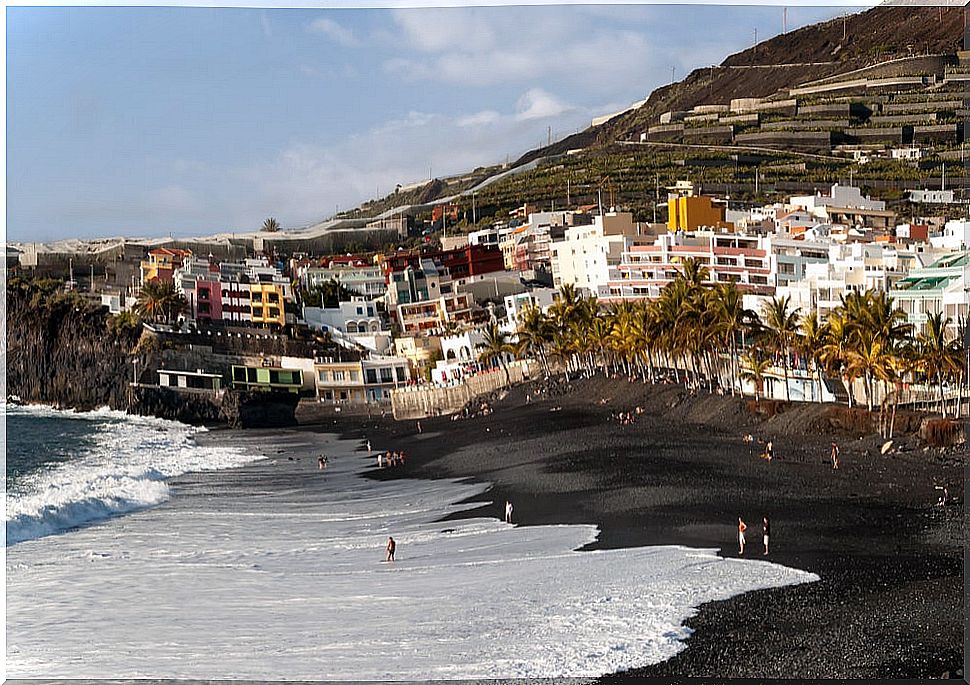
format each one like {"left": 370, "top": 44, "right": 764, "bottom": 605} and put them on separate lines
{"left": 365, "top": 368, "right": 378, "bottom": 384}
{"left": 318, "top": 370, "right": 328, "bottom": 381}
{"left": 350, "top": 370, "right": 359, "bottom": 382}
{"left": 333, "top": 370, "right": 346, "bottom": 382}
{"left": 380, "top": 367, "right": 393, "bottom": 383}
{"left": 395, "top": 367, "right": 407, "bottom": 382}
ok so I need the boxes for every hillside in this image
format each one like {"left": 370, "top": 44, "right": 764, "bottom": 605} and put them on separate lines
{"left": 591, "top": 4, "right": 966, "bottom": 148}
{"left": 331, "top": 4, "right": 967, "bottom": 230}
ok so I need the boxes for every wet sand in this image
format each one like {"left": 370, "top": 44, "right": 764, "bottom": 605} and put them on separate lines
{"left": 311, "top": 375, "right": 965, "bottom": 680}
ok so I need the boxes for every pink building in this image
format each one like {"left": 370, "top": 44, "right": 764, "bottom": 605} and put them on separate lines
{"left": 599, "top": 232, "right": 775, "bottom": 302}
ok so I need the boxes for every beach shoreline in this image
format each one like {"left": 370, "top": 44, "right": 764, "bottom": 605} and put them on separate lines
{"left": 305, "top": 375, "right": 964, "bottom": 681}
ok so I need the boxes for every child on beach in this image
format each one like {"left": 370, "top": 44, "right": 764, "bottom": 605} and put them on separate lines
{"left": 386, "top": 536, "right": 396, "bottom": 562}
{"left": 505, "top": 500, "right": 513, "bottom": 524}
{"left": 738, "top": 517, "right": 747, "bottom": 555}
{"left": 830, "top": 442, "right": 840, "bottom": 470}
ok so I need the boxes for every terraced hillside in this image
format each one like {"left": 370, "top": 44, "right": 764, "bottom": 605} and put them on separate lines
{"left": 336, "top": 4, "right": 966, "bottom": 231}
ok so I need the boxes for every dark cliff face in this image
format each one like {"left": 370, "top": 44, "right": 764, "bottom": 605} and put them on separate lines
{"left": 6, "top": 285, "right": 145, "bottom": 411}
{"left": 7, "top": 281, "right": 303, "bottom": 428}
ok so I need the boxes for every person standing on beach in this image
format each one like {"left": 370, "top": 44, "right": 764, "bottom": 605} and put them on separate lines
{"left": 738, "top": 517, "right": 747, "bottom": 555}
{"left": 377, "top": 452, "right": 383, "bottom": 469}
{"left": 416, "top": 420, "right": 422, "bottom": 434}
{"left": 831, "top": 442, "right": 840, "bottom": 470}
{"left": 505, "top": 500, "right": 513, "bottom": 524}
{"left": 762, "top": 516, "right": 770, "bottom": 555}
{"left": 765, "top": 440, "right": 774, "bottom": 462}
{"left": 367, "top": 440, "right": 372, "bottom": 454}
{"left": 386, "top": 536, "right": 396, "bottom": 562}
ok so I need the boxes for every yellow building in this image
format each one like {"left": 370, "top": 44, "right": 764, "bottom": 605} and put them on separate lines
{"left": 667, "top": 195, "right": 728, "bottom": 231}
{"left": 249, "top": 283, "right": 286, "bottom": 328}
{"left": 140, "top": 248, "right": 192, "bottom": 284}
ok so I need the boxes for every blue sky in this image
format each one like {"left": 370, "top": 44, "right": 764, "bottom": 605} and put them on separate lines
{"left": 6, "top": 4, "right": 865, "bottom": 241}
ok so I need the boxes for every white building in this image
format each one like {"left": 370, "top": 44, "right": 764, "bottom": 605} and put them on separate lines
{"left": 790, "top": 183, "right": 886, "bottom": 214}
{"left": 907, "top": 189, "right": 957, "bottom": 205}
{"left": 930, "top": 219, "right": 970, "bottom": 250}
{"left": 504, "top": 288, "right": 559, "bottom": 326}
{"left": 302, "top": 297, "right": 393, "bottom": 354}
{"left": 550, "top": 211, "right": 643, "bottom": 295}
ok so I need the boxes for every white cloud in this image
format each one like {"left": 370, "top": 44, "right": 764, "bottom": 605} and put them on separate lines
{"left": 456, "top": 110, "right": 501, "bottom": 127}
{"left": 203, "top": 93, "right": 592, "bottom": 231}
{"left": 515, "top": 89, "right": 571, "bottom": 121}
{"left": 380, "top": 8, "right": 658, "bottom": 96}
{"left": 308, "top": 17, "right": 359, "bottom": 47}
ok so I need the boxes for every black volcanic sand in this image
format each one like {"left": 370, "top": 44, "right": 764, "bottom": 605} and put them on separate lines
{"left": 310, "top": 375, "right": 965, "bottom": 681}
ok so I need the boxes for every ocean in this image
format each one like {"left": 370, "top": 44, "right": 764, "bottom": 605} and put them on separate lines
{"left": 6, "top": 407, "right": 819, "bottom": 679}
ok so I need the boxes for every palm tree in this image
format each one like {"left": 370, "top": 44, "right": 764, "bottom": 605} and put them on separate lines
{"left": 713, "top": 282, "right": 753, "bottom": 395}
{"left": 135, "top": 280, "right": 187, "bottom": 325}
{"left": 516, "top": 305, "right": 553, "bottom": 376}
{"left": 740, "top": 349, "right": 772, "bottom": 403}
{"left": 798, "top": 314, "right": 829, "bottom": 403}
{"left": 821, "top": 311, "right": 855, "bottom": 407}
{"left": 845, "top": 329, "right": 890, "bottom": 412}
{"left": 476, "top": 321, "right": 515, "bottom": 385}
{"left": 262, "top": 217, "right": 281, "bottom": 232}
{"left": 135, "top": 280, "right": 167, "bottom": 323}
{"left": 761, "top": 295, "right": 801, "bottom": 402}
{"left": 917, "top": 311, "right": 961, "bottom": 417}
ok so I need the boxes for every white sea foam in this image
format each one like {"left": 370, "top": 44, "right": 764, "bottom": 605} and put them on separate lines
{"left": 5, "top": 405, "right": 259, "bottom": 545}
{"left": 6, "top": 433, "right": 819, "bottom": 679}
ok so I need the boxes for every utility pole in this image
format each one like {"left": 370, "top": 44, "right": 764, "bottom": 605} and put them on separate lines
{"left": 783, "top": 7, "right": 788, "bottom": 34}
{"left": 670, "top": 65, "right": 675, "bottom": 83}
{"left": 547, "top": 126, "right": 551, "bottom": 146}
{"left": 754, "top": 28, "right": 758, "bottom": 51}
{"left": 472, "top": 192, "right": 477, "bottom": 224}
{"left": 567, "top": 178, "right": 571, "bottom": 206}
{"left": 90, "top": 264, "right": 95, "bottom": 292}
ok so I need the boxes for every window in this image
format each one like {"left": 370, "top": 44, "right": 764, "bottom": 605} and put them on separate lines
{"left": 350, "top": 370, "right": 359, "bottom": 382}
{"left": 365, "top": 368, "right": 379, "bottom": 384}
{"left": 395, "top": 367, "right": 407, "bottom": 382}
{"left": 380, "top": 367, "right": 393, "bottom": 383}
{"left": 333, "top": 370, "right": 346, "bottom": 382}
{"left": 356, "top": 307, "right": 364, "bottom": 315}
{"left": 318, "top": 370, "right": 328, "bottom": 381}
{"left": 199, "top": 288, "right": 210, "bottom": 300}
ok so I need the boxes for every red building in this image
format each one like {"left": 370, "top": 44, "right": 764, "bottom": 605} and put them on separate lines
{"left": 381, "top": 244, "right": 506, "bottom": 281}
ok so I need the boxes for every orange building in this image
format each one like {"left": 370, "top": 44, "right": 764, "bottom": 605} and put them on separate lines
{"left": 667, "top": 195, "right": 729, "bottom": 231}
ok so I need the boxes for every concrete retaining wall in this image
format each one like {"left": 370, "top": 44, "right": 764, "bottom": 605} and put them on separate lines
{"left": 391, "top": 360, "right": 537, "bottom": 420}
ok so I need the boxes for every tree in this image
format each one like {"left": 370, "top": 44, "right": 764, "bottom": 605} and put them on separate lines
{"left": 917, "top": 311, "right": 961, "bottom": 417}
{"left": 476, "top": 321, "right": 516, "bottom": 385}
{"left": 798, "top": 314, "right": 828, "bottom": 403}
{"left": 516, "top": 305, "right": 553, "bottom": 376}
{"left": 740, "top": 349, "right": 772, "bottom": 403}
{"left": 262, "top": 217, "right": 281, "bottom": 232}
{"left": 761, "top": 295, "right": 801, "bottom": 402}
{"left": 135, "top": 280, "right": 187, "bottom": 324}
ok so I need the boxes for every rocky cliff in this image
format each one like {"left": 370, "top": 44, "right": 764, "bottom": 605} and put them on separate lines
{"left": 6, "top": 278, "right": 300, "bottom": 427}
{"left": 6, "top": 280, "right": 146, "bottom": 410}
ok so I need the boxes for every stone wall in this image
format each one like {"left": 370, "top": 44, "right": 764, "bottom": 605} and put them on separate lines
{"left": 391, "top": 361, "right": 537, "bottom": 420}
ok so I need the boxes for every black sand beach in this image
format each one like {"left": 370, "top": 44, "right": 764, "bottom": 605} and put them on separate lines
{"left": 310, "top": 375, "right": 965, "bottom": 681}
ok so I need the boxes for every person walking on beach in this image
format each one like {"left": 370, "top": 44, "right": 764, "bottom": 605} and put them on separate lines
{"left": 505, "top": 500, "right": 513, "bottom": 524}
{"left": 385, "top": 536, "right": 396, "bottom": 562}
{"left": 830, "top": 442, "right": 840, "bottom": 470}
{"left": 738, "top": 517, "right": 747, "bottom": 555}
{"left": 318, "top": 455, "right": 328, "bottom": 470}
{"left": 762, "top": 516, "right": 770, "bottom": 555}
{"left": 764, "top": 440, "right": 774, "bottom": 462}
{"left": 416, "top": 420, "right": 422, "bottom": 434}
{"left": 377, "top": 452, "right": 383, "bottom": 469}
{"left": 367, "top": 440, "right": 372, "bottom": 454}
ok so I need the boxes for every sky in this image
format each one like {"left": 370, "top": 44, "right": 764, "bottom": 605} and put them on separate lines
{"left": 6, "top": 2, "right": 872, "bottom": 242}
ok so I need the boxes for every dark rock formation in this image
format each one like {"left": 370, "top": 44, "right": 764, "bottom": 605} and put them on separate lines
{"left": 7, "top": 280, "right": 300, "bottom": 428}
{"left": 6, "top": 283, "right": 146, "bottom": 411}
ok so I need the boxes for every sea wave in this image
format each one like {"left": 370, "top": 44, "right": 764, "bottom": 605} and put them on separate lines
{"left": 6, "top": 407, "right": 257, "bottom": 545}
